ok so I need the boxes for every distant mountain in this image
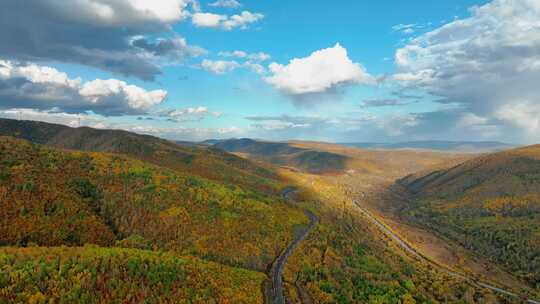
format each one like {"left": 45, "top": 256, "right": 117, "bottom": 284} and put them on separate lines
{"left": 398, "top": 144, "right": 540, "bottom": 287}
{"left": 341, "top": 140, "right": 516, "bottom": 152}
{"left": 199, "top": 139, "right": 228, "bottom": 146}
{"left": 0, "top": 118, "right": 281, "bottom": 193}
{"left": 212, "top": 138, "right": 350, "bottom": 174}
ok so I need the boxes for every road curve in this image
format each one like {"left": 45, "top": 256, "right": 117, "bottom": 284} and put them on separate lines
{"left": 271, "top": 189, "right": 318, "bottom": 304}
{"left": 353, "top": 200, "right": 540, "bottom": 304}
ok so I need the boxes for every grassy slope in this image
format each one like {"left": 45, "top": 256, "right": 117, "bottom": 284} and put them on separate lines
{"left": 0, "top": 246, "right": 265, "bottom": 303}
{"left": 0, "top": 136, "right": 307, "bottom": 272}
{"left": 0, "top": 118, "right": 281, "bottom": 194}
{"left": 398, "top": 144, "right": 540, "bottom": 288}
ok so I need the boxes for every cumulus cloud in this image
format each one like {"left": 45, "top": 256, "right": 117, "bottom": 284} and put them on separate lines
{"left": 265, "top": 43, "right": 375, "bottom": 96}
{"left": 0, "top": 60, "right": 166, "bottom": 116}
{"left": 209, "top": 0, "right": 241, "bottom": 8}
{"left": 0, "top": 0, "right": 203, "bottom": 80}
{"left": 393, "top": 0, "right": 540, "bottom": 143}
{"left": 191, "top": 11, "right": 263, "bottom": 30}
{"left": 200, "top": 59, "right": 241, "bottom": 74}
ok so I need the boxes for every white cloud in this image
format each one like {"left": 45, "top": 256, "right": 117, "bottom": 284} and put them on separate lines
{"left": 265, "top": 43, "right": 375, "bottom": 95}
{"left": 218, "top": 50, "right": 247, "bottom": 58}
{"left": 218, "top": 51, "right": 271, "bottom": 61}
{"left": 0, "top": 60, "right": 166, "bottom": 116}
{"left": 0, "top": 108, "right": 105, "bottom": 128}
{"left": 191, "top": 11, "right": 263, "bottom": 30}
{"left": 495, "top": 102, "right": 540, "bottom": 135}
{"left": 221, "top": 11, "right": 263, "bottom": 30}
{"left": 191, "top": 12, "right": 226, "bottom": 27}
{"left": 200, "top": 59, "right": 240, "bottom": 74}
{"left": 155, "top": 106, "right": 222, "bottom": 122}
{"left": 209, "top": 0, "right": 241, "bottom": 8}
{"left": 200, "top": 58, "right": 267, "bottom": 75}
{"left": 393, "top": 0, "right": 540, "bottom": 143}
{"left": 79, "top": 79, "right": 165, "bottom": 111}
{"left": 392, "top": 23, "right": 416, "bottom": 33}
{"left": 116, "top": 123, "right": 246, "bottom": 141}
{"left": 244, "top": 62, "right": 266, "bottom": 75}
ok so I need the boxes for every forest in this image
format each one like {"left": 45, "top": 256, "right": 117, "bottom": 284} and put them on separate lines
{"left": 399, "top": 145, "right": 540, "bottom": 289}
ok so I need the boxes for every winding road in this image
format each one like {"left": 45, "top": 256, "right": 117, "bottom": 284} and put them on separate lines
{"left": 353, "top": 199, "right": 540, "bottom": 304}
{"left": 270, "top": 189, "right": 318, "bottom": 304}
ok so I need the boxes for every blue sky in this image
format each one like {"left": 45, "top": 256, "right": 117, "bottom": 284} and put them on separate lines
{"left": 1, "top": 0, "right": 538, "bottom": 144}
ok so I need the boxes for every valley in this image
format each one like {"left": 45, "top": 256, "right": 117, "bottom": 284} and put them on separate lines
{"left": 1, "top": 118, "right": 539, "bottom": 303}
{"left": 2, "top": 1, "right": 539, "bottom": 303}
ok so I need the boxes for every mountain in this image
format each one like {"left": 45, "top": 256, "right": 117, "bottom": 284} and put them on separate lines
{"left": 342, "top": 140, "right": 515, "bottom": 152}
{"left": 0, "top": 119, "right": 522, "bottom": 302}
{"left": 397, "top": 144, "right": 540, "bottom": 287}
{"left": 213, "top": 138, "right": 350, "bottom": 174}
{"left": 0, "top": 136, "right": 307, "bottom": 272}
{"left": 0, "top": 118, "right": 281, "bottom": 194}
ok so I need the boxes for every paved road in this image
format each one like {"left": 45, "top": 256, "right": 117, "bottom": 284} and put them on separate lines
{"left": 353, "top": 199, "right": 540, "bottom": 304}
{"left": 271, "top": 189, "right": 318, "bottom": 304}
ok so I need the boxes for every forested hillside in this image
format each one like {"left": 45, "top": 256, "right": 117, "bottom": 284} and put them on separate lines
{"left": 398, "top": 144, "right": 540, "bottom": 288}
{"left": 277, "top": 170, "right": 515, "bottom": 303}
{"left": 0, "top": 246, "right": 265, "bottom": 303}
{"left": 0, "top": 136, "right": 307, "bottom": 272}
{"left": 0, "top": 118, "right": 281, "bottom": 194}
{"left": 0, "top": 120, "right": 530, "bottom": 302}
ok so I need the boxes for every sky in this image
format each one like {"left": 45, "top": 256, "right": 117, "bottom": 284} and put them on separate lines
{"left": 1, "top": 0, "right": 539, "bottom": 144}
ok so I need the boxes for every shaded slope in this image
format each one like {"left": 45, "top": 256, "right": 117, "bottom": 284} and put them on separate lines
{"left": 0, "top": 118, "right": 281, "bottom": 193}
{"left": 398, "top": 144, "right": 540, "bottom": 288}
{"left": 213, "top": 138, "right": 350, "bottom": 174}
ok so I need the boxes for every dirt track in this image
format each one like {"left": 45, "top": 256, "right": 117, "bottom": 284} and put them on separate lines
{"left": 353, "top": 199, "right": 540, "bottom": 304}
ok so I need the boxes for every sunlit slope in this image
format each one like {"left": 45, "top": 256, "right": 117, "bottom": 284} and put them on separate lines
{"left": 289, "top": 140, "right": 474, "bottom": 178}
{"left": 0, "top": 136, "right": 307, "bottom": 271}
{"left": 398, "top": 144, "right": 540, "bottom": 287}
{"left": 0, "top": 118, "right": 281, "bottom": 193}
{"left": 277, "top": 169, "right": 511, "bottom": 303}
{"left": 0, "top": 246, "right": 265, "bottom": 303}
